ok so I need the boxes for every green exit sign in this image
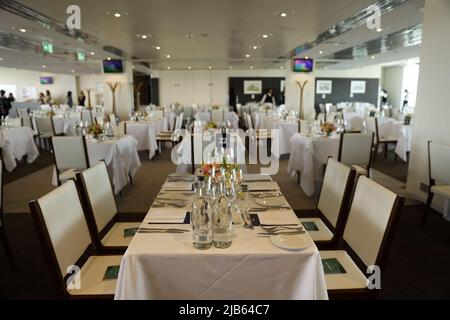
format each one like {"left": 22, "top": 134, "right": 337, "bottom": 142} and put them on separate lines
{"left": 42, "top": 41, "right": 53, "bottom": 54}
{"left": 77, "top": 51, "right": 85, "bottom": 61}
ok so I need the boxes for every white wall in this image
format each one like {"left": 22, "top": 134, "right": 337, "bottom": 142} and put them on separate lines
{"left": 78, "top": 61, "right": 135, "bottom": 120}
{"left": 0, "top": 67, "right": 77, "bottom": 104}
{"left": 407, "top": 0, "right": 450, "bottom": 214}
{"left": 157, "top": 69, "right": 286, "bottom": 107}
{"left": 285, "top": 63, "right": 382, "bottom": 119}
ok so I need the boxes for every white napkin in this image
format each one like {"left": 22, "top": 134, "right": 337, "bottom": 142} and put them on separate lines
{"left": 246, "top": 182, "right": 280, "bottom": 191}
{"left": 258, "top": 210, "right": 300, "bottom": 226}
{"left": 145, "top": 207, "right": 187, "bottom": 224}
{"left": 243, "top": 174, "right": 272, "bottom": 182}
{"left": 162, "top": 182, "right": 193, "bottom": 191}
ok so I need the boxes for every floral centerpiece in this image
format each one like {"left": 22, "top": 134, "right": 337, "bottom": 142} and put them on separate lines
{"left": 211, "top": 105, "right": 220, "bottom": 110}
{"left": 46, "top": 111, "right": 56, "bottom": 117}
{"left": 87, "top": 123, "right": 103, "bottom": 138}
{"left": 198, "top": 158, "right": 242, "bottom": 183}
{"left": 206, "top": 121, "right": 218, "bottom": 129}
{"left": 320, "top": 122, "right": 336, "bottom": 137}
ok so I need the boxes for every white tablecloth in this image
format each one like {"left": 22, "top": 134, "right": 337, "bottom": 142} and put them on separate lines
{"left": 52, "top": 135, "right": 141, "bottom": 194}
{"left": 0, "top": 127, "right": 40, "bottom": 172}
{"left": 269, "top": 120, "right": 299, "bottom": 156}
{"left": 123, "top": 118, "right": 168, "bottom": 159}
{"left": 287, "top": 133, "right": 340, "bottom": 197}
{"left": 377, "top": 119, "right": 412, "bottom": 162}
{"left": 114, "top": 183, "right": 328, "bottom": 300}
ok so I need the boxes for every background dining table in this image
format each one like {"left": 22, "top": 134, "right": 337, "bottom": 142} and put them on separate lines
{"left": 287, "top": 133, "right": 340, "bottom": 197}
{"left": 0, "top": 126, "right": 40, "bottom": 172}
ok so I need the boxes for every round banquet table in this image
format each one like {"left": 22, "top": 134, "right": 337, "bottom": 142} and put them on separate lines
{"left": 0, "top": 126, "right": 40, "bottom": 172}
{"left": 287, "top": 133, "right": 340, "bottom": 197}
{"left": 123, "top": 118, "right": 168, "bottom": 159}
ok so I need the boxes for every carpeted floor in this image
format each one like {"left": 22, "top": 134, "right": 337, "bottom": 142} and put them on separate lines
{"left": 1, "top": 147, "right": 449, "bottom": 299}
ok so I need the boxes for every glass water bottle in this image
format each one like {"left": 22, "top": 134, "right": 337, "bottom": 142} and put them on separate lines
{"left": 212, "top": 177, "right": 233, "bottom": 249}
{"left": 191, "top": 176, "right": 212, "bottom": 250}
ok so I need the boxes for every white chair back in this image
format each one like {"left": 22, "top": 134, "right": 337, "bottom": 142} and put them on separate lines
{"left": 246, "top": 113, "right": 254, "bottom": 130}
{"left": 52, "top": 136, "right": 89, "bottom": 171}
{"left": 176, "top": 113, "right": 184, "bottom": 130}
{"left": 344, "top": 176, "right": 398, "bottom": 267}
{"left": 236, "top": 104, "right": 242, "bottom": 116}
{"left": 326, "top": 112, "right": 338, "bottom": 123}
{"left": 68, "top": 111, "right": 81, "bottom": 120}
{"left": 95, "top": 116, "right": 104, "bottom": 126}
{"left": 35, "top": 117, "right": 54, "bottom": 135}
{"left": 81, "top": 110, "right": 93, "bottom": 124}
{"left": 152, "top": 110, "right": 164, "bottom": 118}
{"left": 35, "top": 181, "right": 91, "bottom": 276}
{"left": 17, "top": 108, "right": 29, "bottom": 118}
{"left": 365, "top": 117, "right": 377, "bottom": 137}
{"left": 211, "top": 109, "right": 224, "bottom": 123}
{"left": 80, "top": 162, "right": 117, "bottom": 233}
{"left": 317, "top": 113, "right": 325, "bottom": 123}
{"left": 196, "top": 112, "right": 211, "bottom": 122}
{"left": 183, "top": 106, "right": 193, "bottom": 119}
{"left": 429, "top": 142, "right": 450, "bottom": 185}
{"left": 318, "top": 158, "right": 352, "bottom": 228}
{"left": 339, "top": 133, "right": 374, "bottom": 167}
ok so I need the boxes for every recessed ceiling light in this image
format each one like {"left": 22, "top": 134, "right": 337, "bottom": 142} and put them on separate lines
{"left": 229, "top": 66, "right": 233, "bottom": 69}
{"left": 208, "top": 66, "right": 212, "bottom": 70}
{"left": 42, "top": 65, "right": 47, "bottom": 68}
{"left": 107, "top": 57, "right": 111, "bottom": 60}
{"left": 376, "top": 28, "right": 383, "bottom": 32}
{"left": 262, "top": 34, "right": 269, "bottom": 39}
{"left": 166, "top": 54, "right": 171, "bottom": 59}
{"left": 167, "top": 66, "right": 171, "bottom": 70}
{"left": 185, "top": 33, "right": 194, "bottom": 39}
{"left": 114, "top": 13, "right": 121, "bottom": 18}
{"left": 305, "top": 56, "right": 309, "bottom": 59}
{"left": 250, "top": 66, "right": 254, "bottom": 70}
{"left": 141, "top": 35, "right": 148, "bottom": 39}
{"left": 71, "top": 69, "right": 75, "bottom": 73}
{"left": 245, "top": 54, "right": 251, "bottom": 58}
{"left": 371, "top": 56, "right": 376, "bottom": 59}
{"left": 0, "top": 58, "right": 3, "bottom": 61}
{"left": 280, "top": 66, "right": 284, "bottom": 70}
{"left": 252, "top": 46, "right": 259, "bottom": 50}
{"left": 319, "top": 51, "right": 324, "bottom": 55}
{"left": 19, "top": 28, "right": 27, "bottom": 33}
{"left": 90, "top": 52, "right": 95, "bottom": 55}
{"left": 187, "top": 66, "right": 192, "bottom": 70}
{"left": 155, "top": 46, "right": 161, "bottom": 50}
{"left": 280, "top": 12, "right": 287, "bottom": 17}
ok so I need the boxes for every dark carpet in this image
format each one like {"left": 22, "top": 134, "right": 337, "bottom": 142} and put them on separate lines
{"left": 372, "top": 150, "right": 409, "bottom": 183}
{"left": 3, "top": 150, "right": 54, "bottom": 185}
{"left": 1, "top": 205, "right": 449, "bottom": 300}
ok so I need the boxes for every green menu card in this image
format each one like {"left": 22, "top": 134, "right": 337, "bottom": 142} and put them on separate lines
{"left": 322, "top": 259, "right": 347, "bottom": 275}
{"left": 301, "top": 221, "right": 319, "bottom": 231}
{"left": 103, "top": 266, "right": 120, "bottom": 280}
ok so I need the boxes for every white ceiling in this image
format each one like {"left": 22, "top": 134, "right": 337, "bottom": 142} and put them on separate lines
{"left": 0, "top": 0, "right": 424, "bottom": 74}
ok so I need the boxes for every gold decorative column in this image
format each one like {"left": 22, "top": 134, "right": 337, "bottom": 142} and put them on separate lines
{"left": 296, "top": 80, "right": 308, "bottom": 120}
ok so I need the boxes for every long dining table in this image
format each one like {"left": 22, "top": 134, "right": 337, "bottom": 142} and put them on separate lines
{"left": 114, "top": 177, "right": 328, "bottom": 300}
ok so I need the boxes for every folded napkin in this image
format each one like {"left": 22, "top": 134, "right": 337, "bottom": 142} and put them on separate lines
{"left": 245, "top": 182, "right": 280, "bottom": 192}
{"left": 258, "top": 210, "right": 300, "bottom": 226}
{"left": 162, "top": 182, "right": 193, "bottom": 191}
{"left": 243, "top": 174, "right": 272, "bottom": 182}
{"left": 145, "top": 207, "right": 187, "bottom": 224}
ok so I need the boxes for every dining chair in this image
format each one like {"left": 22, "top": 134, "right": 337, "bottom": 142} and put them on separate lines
{"left": 320, "top": 176, "right": 404, "bottom": 299}
{"left": 422, "top": 141, "right": 450, "bottom": 227}
{"left": 76, "top": 162, "right": 142, "bottom": 253}
{"left": 16, "top": 108, "right": 29, "bottom": 119}
{"left": 338, "top": 133, "right": 374, "bottom": 177}
{"left": 35, "top": 116, "right": 59, "bottom": 150}
{"left": 95, "top": 116, "right": 105, "bottom": 126}
{"left": 28, "top": 180, "right": 122, "bottom": 299}
{"left": 211, "top": 109, "right": 224, "bottom": 123}
{"left": 296, "top": 158, "right": 356, "bottom": 246}
{"left": 68, "top": 111, "right": 82, "bottom": 120}
{"left": 366, "top": 117, "right": 398, "bottom": 163}
{"left": 51, "top": 136, "right": 90, "bottom": 186}
{"left": 108, "top": 114, "right": 118, "bottom": 127}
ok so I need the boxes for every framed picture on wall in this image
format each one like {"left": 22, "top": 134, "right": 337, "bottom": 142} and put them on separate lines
{"left": 19, "top": 86, "right": 37, "bottom": 100}
{"left": 244, "top": 80, "right": 262, "bottom": 95}
{"left": 316, "top": 80, "right": 332, "bottom": 94}
{"left": 350, "top": 80, "right": 366, "bottom": 94}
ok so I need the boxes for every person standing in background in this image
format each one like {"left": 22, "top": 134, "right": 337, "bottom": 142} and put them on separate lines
{"left": 44, "top": 90, "right": 52, "bottom": 105}
{"left": 78, "top": 91, "right": 86, "bottom": 107}
{"left": 0, "top": 90, "right": 12, "bottom": 118}
{"left": 260, "top": 88, "right": 276, "bottom": 105}
{"left": 381, "top": 89, "right": 388, "bottom": 108}
{"left": 8, "top": 93, "right": 15, "bottom": 102}
{"left": 402, "top": 89, "right": 409, "bottom": 112}
{"left": 38, "top": 92, "right": 45, "bottom": 104}
{"left": 67, "top": 91, "right": 74, "bottom": 108}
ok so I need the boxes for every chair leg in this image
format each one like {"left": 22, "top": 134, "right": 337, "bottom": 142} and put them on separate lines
{"left": 129, "top": 174, "right": 133, "bottom": 185}
{"left": 384, "top": 143, "right": 388, "bottom": 159}
{"left": 373, "top": 144, "right": 378, "bottom": 163}
{"left": 422, "top": 192, "right": 435, "bottom": 227}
